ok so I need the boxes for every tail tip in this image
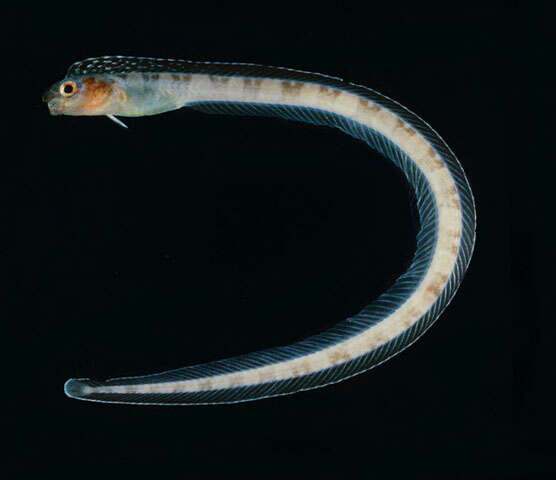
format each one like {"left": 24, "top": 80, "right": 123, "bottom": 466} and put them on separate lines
{"left": 64, "top": 378, "right": 91, "bottom": 399}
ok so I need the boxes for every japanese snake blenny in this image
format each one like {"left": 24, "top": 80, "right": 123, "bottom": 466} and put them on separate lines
{"left": 43, "top": 56, "right": 476, "bottom": 405}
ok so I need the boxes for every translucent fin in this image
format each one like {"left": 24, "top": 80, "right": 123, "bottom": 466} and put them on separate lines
{"left": 106, "top": 114, "right": 128, "bottom": 128}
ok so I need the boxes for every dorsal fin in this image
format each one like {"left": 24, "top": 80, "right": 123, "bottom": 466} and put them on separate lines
{"left": 66, "top": 56, "right": 345, "bottom": 85}
{"left": 67, "top": 56, "right": 197, "bottom": 76}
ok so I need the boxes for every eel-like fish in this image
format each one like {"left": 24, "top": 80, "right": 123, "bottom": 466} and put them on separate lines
{"left": 43, "top": 56, "right": 476, "bottom": 405}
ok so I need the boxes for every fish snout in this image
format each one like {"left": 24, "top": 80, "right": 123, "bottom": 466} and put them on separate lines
{"left": 42, "top": 87, "right": 57, "bottom": 103}
{"left": 42, "top": 87, "right": 63, "bottom": 115}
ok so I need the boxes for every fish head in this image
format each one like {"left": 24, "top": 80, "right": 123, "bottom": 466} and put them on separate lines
{"left": 42, "top": 76, "right": 127, "bottom": 116}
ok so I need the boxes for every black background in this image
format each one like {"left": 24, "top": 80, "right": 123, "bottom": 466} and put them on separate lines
{"left": 6, "top": 3, "right": 552, "bottom": 477}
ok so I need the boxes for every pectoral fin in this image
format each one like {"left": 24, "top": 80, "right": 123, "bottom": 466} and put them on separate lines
{"left": 107, "top": 114, "right": 128, "bottom": 129}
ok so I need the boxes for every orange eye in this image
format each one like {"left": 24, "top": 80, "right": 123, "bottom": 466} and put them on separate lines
{"left": 59, "top": 81, "right": 77, "bottom": 97}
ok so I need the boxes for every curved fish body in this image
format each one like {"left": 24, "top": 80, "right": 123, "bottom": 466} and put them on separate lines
{"left": 43, "top": 56, "right": 476, "bottom": 405}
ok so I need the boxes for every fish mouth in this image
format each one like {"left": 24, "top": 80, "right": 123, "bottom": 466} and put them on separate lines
{"left": 42, "top": 86, "right": 57, "bottom": 103}
{"left": 42, "top": 88, "right": 62, "bottom": 115}
{"left": 46, "top": 100, "right": 62, "bottom": 116}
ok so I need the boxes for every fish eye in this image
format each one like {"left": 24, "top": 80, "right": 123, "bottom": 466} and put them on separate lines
{"left": 59, "top": 81, "right": 77, "bottom": 97}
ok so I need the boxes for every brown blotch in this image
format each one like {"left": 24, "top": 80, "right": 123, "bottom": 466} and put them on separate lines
{"left": 290, "top": 365, "right": 302, "bottom": 377}
{"left": 171, "top": 74, "right": 181, "bottom": 81}
{"left": 436, "top": 273, "right": 449, "bottom": 285}
{"left": 426, "top": 147, "right": 445, "bottom": 170}
{"left": 401, "top": 317, "right": 414, "bottom": 329}
{"left": 358, "top": 97, "right": 380, "bottom": 113}
{"left": 243, "top": 77, "right": 263, "bottom": 91}
{"left": 328, "top": 349, "right": 350, "bottom": 365}
{"left": 426, "top": 283, "right": 443, "bottom": 298}
{"left": 448, "top": 195, "right": 461, "bottom": 208}
{"left": 403, "top": 124, "right": 416, "bottom": 136}
{"left": 319, "top": 85, "right": 341, "bottom": 98}
{"left": 450, "top": 244, "right": 459, "bottom": 255}
{"left": 281, "top": 81, "right": 304, "bottom": 95}
{"left": 209, "top": 75, "right": 227, "bottom": 84}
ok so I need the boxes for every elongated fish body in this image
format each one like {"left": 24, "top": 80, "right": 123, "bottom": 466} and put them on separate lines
{"left": 43, "top": 56, "right": 476, "bottom": 405}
